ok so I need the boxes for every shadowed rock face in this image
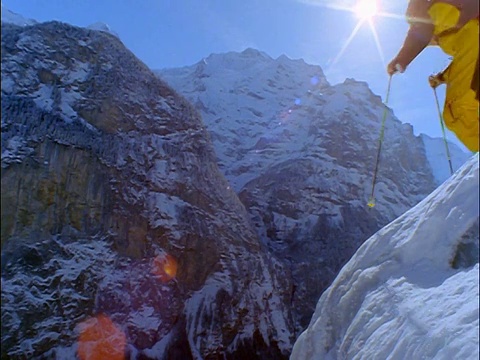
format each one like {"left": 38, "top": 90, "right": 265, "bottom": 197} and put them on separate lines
{"left": 1, "top": 22, "right": 294, "bottom": 359}
{"left": 236, "top": 115, "right": 437, "bottom": 328}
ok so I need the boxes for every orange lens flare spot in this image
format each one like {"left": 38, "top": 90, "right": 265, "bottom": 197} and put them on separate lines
{"left": 151, "top": 253, "right": 178, "bottom": 282}
{"left": 77, "top": 314, "right": 126, "bottom": 360}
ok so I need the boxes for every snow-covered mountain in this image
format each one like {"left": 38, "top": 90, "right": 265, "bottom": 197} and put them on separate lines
{"left": 291, "top": 154, "right": 479, "bottom": 359}
{"left": 421, "top": 133, "right": 471, "bottom": 185}
{"left": 157, "top": 52, "right": 470, "bottom": 330}
{"left": 1, "top": 18, "right": 294, "bottom": 359}
{"left": 156, "top": 50, "right": 468, "bottom": 189}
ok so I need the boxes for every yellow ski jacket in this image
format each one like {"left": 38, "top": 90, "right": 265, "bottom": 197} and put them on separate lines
{"left": 395, "top": 0, "right": 479, "bottom": 152}
{"left": 429, "top": 3, "right": 479, "bottom": 152}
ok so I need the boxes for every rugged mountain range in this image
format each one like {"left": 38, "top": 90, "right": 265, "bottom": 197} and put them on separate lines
{"left": 1, "top": 9, "right": 470, "bottom": 360}
{"left": 157, "top": 52, "right": 469, "bottom": 329}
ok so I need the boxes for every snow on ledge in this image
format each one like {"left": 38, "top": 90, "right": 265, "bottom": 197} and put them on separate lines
{"left": 87, "top": 22, "right": 120, "bottom": 38}
{"left": 292, "top": 154, "right": 479, "bottom": 359}
{"left": 1, "top": 4, "right": 119, "bottom": 39}
{"left": 1, "top": 4, "right": 37, "bottom": 26}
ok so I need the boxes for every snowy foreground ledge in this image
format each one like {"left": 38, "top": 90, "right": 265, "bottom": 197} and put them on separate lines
{"left": 292, "top": 154, "right": 479, "bottom": 360}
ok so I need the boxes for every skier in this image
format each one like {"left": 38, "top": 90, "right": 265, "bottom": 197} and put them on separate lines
{"left": 387, "top": 0, "right": 479, "bottom": 152}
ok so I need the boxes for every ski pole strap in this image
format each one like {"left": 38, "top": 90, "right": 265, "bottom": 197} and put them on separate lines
{"left": 368, "top": 75, "right": 393, "bottom": 208}
{"left": 433, "top": 88, "right": 454, "bottom": 175}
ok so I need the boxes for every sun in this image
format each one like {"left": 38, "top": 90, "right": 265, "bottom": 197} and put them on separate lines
{"left": 309, "top": 0, "right": 403, "bottom": 76}
{"left": 354, "top": 0, "right": 378, "bottom": 20}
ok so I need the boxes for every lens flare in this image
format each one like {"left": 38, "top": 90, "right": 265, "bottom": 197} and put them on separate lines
{"left": 151, "top": 253, "right": 178, "bottom": 282}
{"left": 77, "top": 314, "right": 126, "bottom": 360}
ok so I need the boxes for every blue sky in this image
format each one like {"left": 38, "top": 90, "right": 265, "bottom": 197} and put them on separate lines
{"left": 3, "top": 0, "right": 465, "bottom": 148}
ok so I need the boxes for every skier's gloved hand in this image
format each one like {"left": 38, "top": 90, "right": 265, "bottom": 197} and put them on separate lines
{"left": 428, "top": 73, "right": 446, "bottom": 88}
{"left": 387, "top": 60, "right": 405, "bottom": 76}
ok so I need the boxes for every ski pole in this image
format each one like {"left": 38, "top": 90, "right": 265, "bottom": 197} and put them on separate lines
{"left": 368, "top": 75, "right": 393, "bottom": 208}
{"left": 432, "top": 87, "right": 454, "bottom": 175}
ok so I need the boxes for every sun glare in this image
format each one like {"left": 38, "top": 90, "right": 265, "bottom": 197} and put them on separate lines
{"left": 309, "top": 0, "right": 399, "bottom": 77}
{"left": 354, "top": 0, "right": 378, "bottom": 20}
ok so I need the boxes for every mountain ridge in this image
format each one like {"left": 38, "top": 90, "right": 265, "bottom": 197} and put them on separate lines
{"left": 156, "top": 50, "right": 468, "bottom": 188}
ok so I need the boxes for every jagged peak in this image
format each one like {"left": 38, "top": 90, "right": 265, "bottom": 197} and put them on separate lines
{"left": 158, "top": 49, "right": 329, "bottom": 87}
{"left": 275, "top": 53, "right": 307, "bottom": 65}
{"left": 1, "top": 4, "right": 37, "bottom": 27}
{"left": 204, "top": 48, "right": 272, "bottom": 64}
{"left": 342, "top": 77, "right": 371, "bottom": 89}
{"left": 240, "top": 47, "right": 272, "bottom": 59}
{"left": 331, "top": 77, "right": 382, "bottom": 103}
{"left": 276, "top": 54, "right": 290, "bottom": 62}
{"left": 185, "top": 48, "right": 275, "bottom": 76}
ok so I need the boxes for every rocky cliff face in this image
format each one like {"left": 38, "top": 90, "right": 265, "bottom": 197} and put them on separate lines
{"left": 1, "top": 21, "right": 294, "bottom": 359}
{"left": 157, "top": 52, "right": 457, "bottom": 331}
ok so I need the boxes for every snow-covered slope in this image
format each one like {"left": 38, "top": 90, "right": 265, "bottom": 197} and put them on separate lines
{"left": 421, "top": 133, "right": 471, "bottom": 185}
{"left": 291, "top": 154, "right": 479, "bottom": 359}
{"left": 86, "top": 22, "right": 119, "bottom": 38}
